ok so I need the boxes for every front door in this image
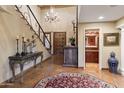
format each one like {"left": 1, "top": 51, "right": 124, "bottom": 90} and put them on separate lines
{"left": 53, "top": 32, "right": 66, "bottom": 55}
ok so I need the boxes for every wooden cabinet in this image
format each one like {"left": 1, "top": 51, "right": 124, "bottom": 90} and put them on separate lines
{"left": 63, "top": 46, "right": 78, "bottom": 67}
{"left": 85, "top": 50, "right": 98, "bottom": 63}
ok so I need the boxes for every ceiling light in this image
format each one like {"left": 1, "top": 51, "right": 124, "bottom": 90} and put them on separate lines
{"left": 45, "top": 6, "right": 59, "bottom": 23}
{"left": 98, "top": 16, "right": 104, "bottom": 20}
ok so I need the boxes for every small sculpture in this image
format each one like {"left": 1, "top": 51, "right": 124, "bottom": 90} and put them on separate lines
{"left": 19, "top": 34, "right": 37, "bottom": 56}
{"left": 25, "top": 35, "right": 36, "bottom": 53}
{"left": 26, "top": 39, "right": 32, "bottom": 53}
{"left": 108, "top": 52, "right": 118, "bottom": 73}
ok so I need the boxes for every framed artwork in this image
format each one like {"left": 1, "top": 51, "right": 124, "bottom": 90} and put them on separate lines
{"left": 85, "top": 35, "right": 98, "bottom": 48}
{"left": 104, "top": 33, "right": 119, "bottom": 46}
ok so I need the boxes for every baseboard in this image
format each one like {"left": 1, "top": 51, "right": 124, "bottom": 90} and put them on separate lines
{"left": 118, "top": 68, "right": 124, "bottom": 76}
{"left": 102, "top": 68, "right": 124, "bottom": 76}
{"left": 78, "top": 67, "right": 84, "bottom": 69}
{"left": 102, "top": 68, "right": 109, "bottom": 70}
{"left": 42, "top": 56, "right": 51, "bottom": 62}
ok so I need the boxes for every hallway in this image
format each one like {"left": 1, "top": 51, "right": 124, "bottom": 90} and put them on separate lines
{"left": 1, "top": 55, "right": 124, "bottom": 88}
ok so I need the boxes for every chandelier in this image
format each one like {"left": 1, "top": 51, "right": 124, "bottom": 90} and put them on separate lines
{"left": 45, "top": 6, "right": 59, "bottom": 23}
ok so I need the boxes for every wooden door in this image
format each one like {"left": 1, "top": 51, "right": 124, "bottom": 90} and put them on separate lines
{"left": 53, "top": 32, "right": 66, "bottom": 55}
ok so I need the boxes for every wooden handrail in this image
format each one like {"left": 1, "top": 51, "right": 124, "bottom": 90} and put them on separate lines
{"left": 27, "top": 5, "right": 51, "bottom": 48}
{"left": 15, "top": 5, "right": 51, "bottom": 51}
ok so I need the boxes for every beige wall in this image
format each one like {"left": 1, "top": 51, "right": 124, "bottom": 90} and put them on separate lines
{"left": 78, "top": 22, "right": 120, "bottom": 68}
{"left": 0, "top": 5, "right": 50, "bottom": 83}
{"left": 39, "top": 6, "right": 76, "bottom": 54}
{"left": 116, "top": 17, "right": 124, "bottom": 27}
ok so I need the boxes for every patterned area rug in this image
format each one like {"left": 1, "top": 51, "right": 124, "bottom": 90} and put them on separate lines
{"left": 34, "top": 73, "right": 115, "bottom": 88}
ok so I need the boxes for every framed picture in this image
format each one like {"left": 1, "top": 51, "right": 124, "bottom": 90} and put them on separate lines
{"left": 104, "top": 33, "right": 119, "bottom": 46}
{"left": 85, "top": 35, "right": 98, "bottom": 48}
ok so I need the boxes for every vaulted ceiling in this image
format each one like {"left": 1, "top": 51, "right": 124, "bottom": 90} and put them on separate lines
{"left": 38, "top": 5, "right": 124, "bottom": 23}
{"left": 79, "top": 5, "right": 124, "bottom": 23}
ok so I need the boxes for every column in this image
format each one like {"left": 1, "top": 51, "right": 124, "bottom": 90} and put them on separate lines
{"left": 119, "top": 25, "right": 124, "bottom": 75}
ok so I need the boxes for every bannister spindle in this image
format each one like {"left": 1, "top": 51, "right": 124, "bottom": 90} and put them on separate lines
{"left": 38, "top": 25, "right": 40, "bottom": 37}
{"left": 15, "top": 5, "right": 51, "bottom": 53}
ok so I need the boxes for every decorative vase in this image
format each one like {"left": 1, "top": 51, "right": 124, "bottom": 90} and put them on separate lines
{"left": 108, "top": 52, "right": 118, "bottom": 73}
{"left": 21, "top": 52, "right": 25, "bottom": 56}
{"left": 71, "top": 43, "right": 75, "bottom": 46}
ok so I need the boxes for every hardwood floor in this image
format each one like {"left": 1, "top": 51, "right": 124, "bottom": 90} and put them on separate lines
{"left": 1, "top": 55, "right": 124, "bottom": 88}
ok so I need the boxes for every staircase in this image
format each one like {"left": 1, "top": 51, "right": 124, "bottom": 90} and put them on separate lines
{"left": 15, "top": 5, "right": 51, "bottom": 53}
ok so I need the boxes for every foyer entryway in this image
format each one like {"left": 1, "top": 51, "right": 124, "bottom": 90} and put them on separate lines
{"left": 85, "top": 29, "right": 100, "bottom": 68}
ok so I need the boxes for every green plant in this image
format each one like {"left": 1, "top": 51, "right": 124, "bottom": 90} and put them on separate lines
{"left": 69, "top": 37, "right": 75, "bottom": 46}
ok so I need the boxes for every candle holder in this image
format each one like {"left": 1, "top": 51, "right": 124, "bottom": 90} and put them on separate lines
{"left": 16, "top": 38, "right": 20, "bottom": 56}
{"left": 21, "top": 36, "right": 26, "bottom": 56}
{"left": 26, "top": 39, "right": 30, "bottom": 54}
{"left": 24, "top": 40, "right": 27, "bottom": 54}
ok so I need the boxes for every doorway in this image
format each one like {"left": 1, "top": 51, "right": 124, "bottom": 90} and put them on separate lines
{"left": 85, "top": 29, "right": 100, "bottom": 68}
{"left": 53, "top": 32, "right": 66, "bottom": 55}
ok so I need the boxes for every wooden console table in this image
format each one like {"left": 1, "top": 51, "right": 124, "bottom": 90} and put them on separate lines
{"left": 63, "top": 46, "right": 78, "bottom": 67}
{"left": 8, "top": 51, "right": 43, "bottom": 82}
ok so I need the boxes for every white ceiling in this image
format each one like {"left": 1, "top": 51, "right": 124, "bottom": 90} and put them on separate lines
{"left": 79, "top": 5, "right": 124, "bottom": 23}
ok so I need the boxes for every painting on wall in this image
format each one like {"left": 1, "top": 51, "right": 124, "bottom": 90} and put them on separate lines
{"left": 85, "top": 35, "right": 98, "bottom": 48}
{"left": 104, "top": 33, "right": 119, "bottom": 46}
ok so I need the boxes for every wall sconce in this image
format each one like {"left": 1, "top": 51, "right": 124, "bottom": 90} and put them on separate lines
{"left": 72, "top": 20, "right": 77, "bottom": 33}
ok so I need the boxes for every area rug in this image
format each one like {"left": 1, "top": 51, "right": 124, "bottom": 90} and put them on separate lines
{"left": 34, "top": 73, "right": 115, "bottom": 88}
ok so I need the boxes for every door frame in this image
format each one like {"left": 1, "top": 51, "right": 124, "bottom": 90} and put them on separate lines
{"left": 83, "top": 28, "right": 103, "bottom": 70}
{"left": 53, "top": 32, "right": 66, "bottom": 54}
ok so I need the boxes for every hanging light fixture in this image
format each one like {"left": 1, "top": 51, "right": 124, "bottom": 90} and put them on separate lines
{"left": 45, "top": 6, "right": 59, "bottom": 23}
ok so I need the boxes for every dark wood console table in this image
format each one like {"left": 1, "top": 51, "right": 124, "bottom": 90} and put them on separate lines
{"left": 9, "top": 51, "right": 43, "bottom": 82}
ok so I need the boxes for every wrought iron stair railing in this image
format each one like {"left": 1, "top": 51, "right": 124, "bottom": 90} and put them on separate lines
{"left": 15, "top": 5, "right": 51, "bottom": 53}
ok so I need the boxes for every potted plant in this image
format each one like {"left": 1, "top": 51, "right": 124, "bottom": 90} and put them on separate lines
{"left": 69, "top": 37, "right": 75, "bottom": 46}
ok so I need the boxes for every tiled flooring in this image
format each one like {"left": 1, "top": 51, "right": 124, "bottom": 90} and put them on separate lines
{"left": 1, "top": 55, "right": 124, "bottom": 88}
